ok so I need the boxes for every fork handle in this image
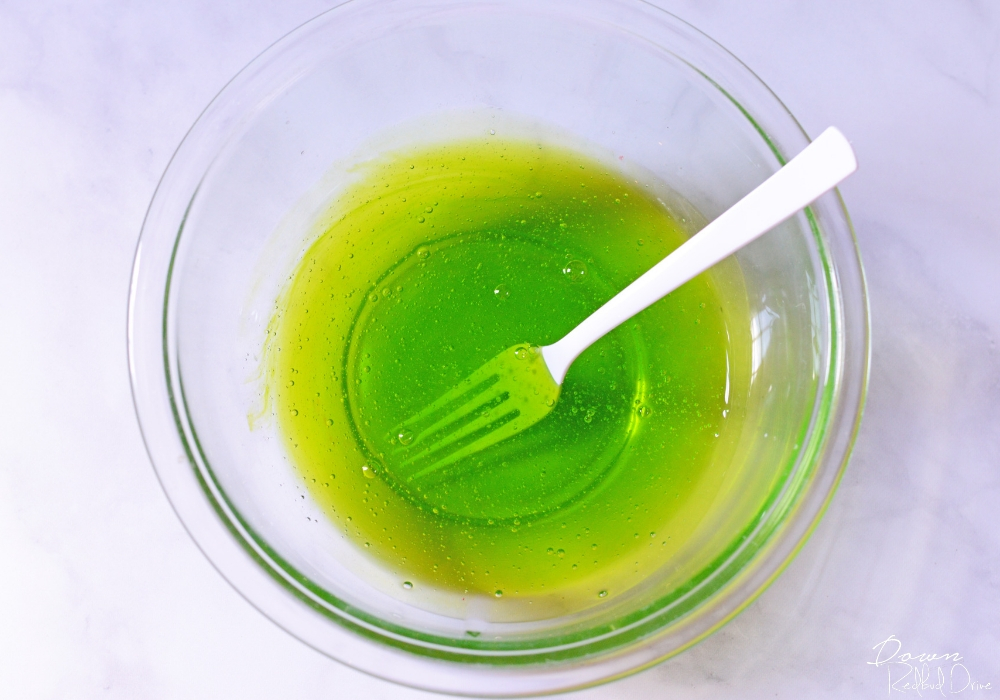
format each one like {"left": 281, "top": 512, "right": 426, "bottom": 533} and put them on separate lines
{"left": 540, "top": 127, "right": 857, "bottom": 384}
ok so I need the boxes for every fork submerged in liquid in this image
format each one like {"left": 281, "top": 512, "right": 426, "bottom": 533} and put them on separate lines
{"left": 389, "top": 127, "right": 857, "bottom": 481}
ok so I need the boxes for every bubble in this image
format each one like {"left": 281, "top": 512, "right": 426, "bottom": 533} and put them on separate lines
{"left": 636, "top": 404, "right": 651, "bottom": 418}
{"left": 598, "top": 590, "right": 608, "bottom": 598}
{"left": 493, "top": 284, "right": 510, "bottom": 300}
{"left": 290, "top": 409, "right": 298, "bottom": 416}
{"left": 397, "top": 429, "right": 414, "bottom": 446}
{"left": 425, "top": 206, "right": 434, "bottom": 213}
{"left": 637, "top": 239, "right": 644, "bottom": 246}
{"left": 361, "top": 464, "right": 376, "bottom": 479}
{"left": 416, "top": 246, "right": 430, "bottom": 259}
{"left": 402, "top": 581, "right": 413, "bottom": 590}
{"left": 490, "top": 129, "right": 496, "bottom": 135}
{"left": 562, "top": 260, "right": 587, "bottom": 282}
{"left": 514, "top": 346, "right": 530, "bottom": 360}
{"left": 557, "top": 549, "right": 565, "bottom": 558}
{"left": 326, "top": 419, "right": 334, "bottom": 426}
{"left": 545, "top": 398, "right": 555, "bottom": 407}
{"left": 417, "top": 216, "right": 425, "bottom": 223}
{"left": 494, "top": 590, "right": 503, "bottom": 597}
{"left": 369, "top": 292, "right": 379, "bottom": 302}
{"left": 546, "top": 548, "right": 554, "bottom": 555}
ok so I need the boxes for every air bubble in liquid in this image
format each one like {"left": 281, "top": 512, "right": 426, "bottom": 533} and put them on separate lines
{"left": 562, "top": 260, "right": 587, "bottom": 282}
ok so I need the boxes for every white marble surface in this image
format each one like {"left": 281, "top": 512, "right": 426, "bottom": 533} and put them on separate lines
{"left": 1, "top": 1, "right": 998, "bottom": 697}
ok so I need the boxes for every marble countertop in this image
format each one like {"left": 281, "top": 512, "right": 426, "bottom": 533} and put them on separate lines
{"left": 1, "top": 1, "right": 997, "bottom": 697}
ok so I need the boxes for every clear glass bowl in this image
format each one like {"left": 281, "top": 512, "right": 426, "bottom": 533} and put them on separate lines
{"left": 128, "top": 0, "right": 869, "bottom": 695}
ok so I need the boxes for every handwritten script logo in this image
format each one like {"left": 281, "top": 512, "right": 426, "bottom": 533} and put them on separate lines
{"left": 868, "top": 635, "right": 992, "bottom": 696}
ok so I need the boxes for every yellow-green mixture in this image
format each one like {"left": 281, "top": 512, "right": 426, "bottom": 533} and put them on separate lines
{"left": 266, "top": 134, "right": 746, "bottom": 613}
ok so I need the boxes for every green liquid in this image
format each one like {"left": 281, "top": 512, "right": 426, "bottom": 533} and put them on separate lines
{"left": 269, "top": 135, "right": 746, "bottom": 613}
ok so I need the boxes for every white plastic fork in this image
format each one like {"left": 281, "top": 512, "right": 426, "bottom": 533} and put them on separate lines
{"left": 541, "top": 126, "right": 858, "bottom": 383}
{"left": 391, "top": 127, "right": 858, "bottom": 480}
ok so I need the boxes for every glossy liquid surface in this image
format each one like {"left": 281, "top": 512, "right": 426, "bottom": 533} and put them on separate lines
{"left": 269, "top": 136, "right": 744, "bottom": 614}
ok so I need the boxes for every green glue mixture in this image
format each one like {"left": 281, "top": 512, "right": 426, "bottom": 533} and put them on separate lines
{"left": 266, "top": 133, "right": 749, "bottom": 617}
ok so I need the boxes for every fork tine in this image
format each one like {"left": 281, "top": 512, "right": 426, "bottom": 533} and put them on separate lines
{"left": 404, "top": 400, "right": 523, "bottom": 480}
{"left": 403, "top": 385, "right": 506, "bottom": 450}
{"left": 396, "top": 363, "right": 501, "bottom": 435}
{"left": 405, "top": 379, "right": 557, "bottom": 479}
{"left": 398, "top": 384, "right": 511, "bottom": 460}
{"left": 386, "top": 344, "right": 560, "bottom": 482}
